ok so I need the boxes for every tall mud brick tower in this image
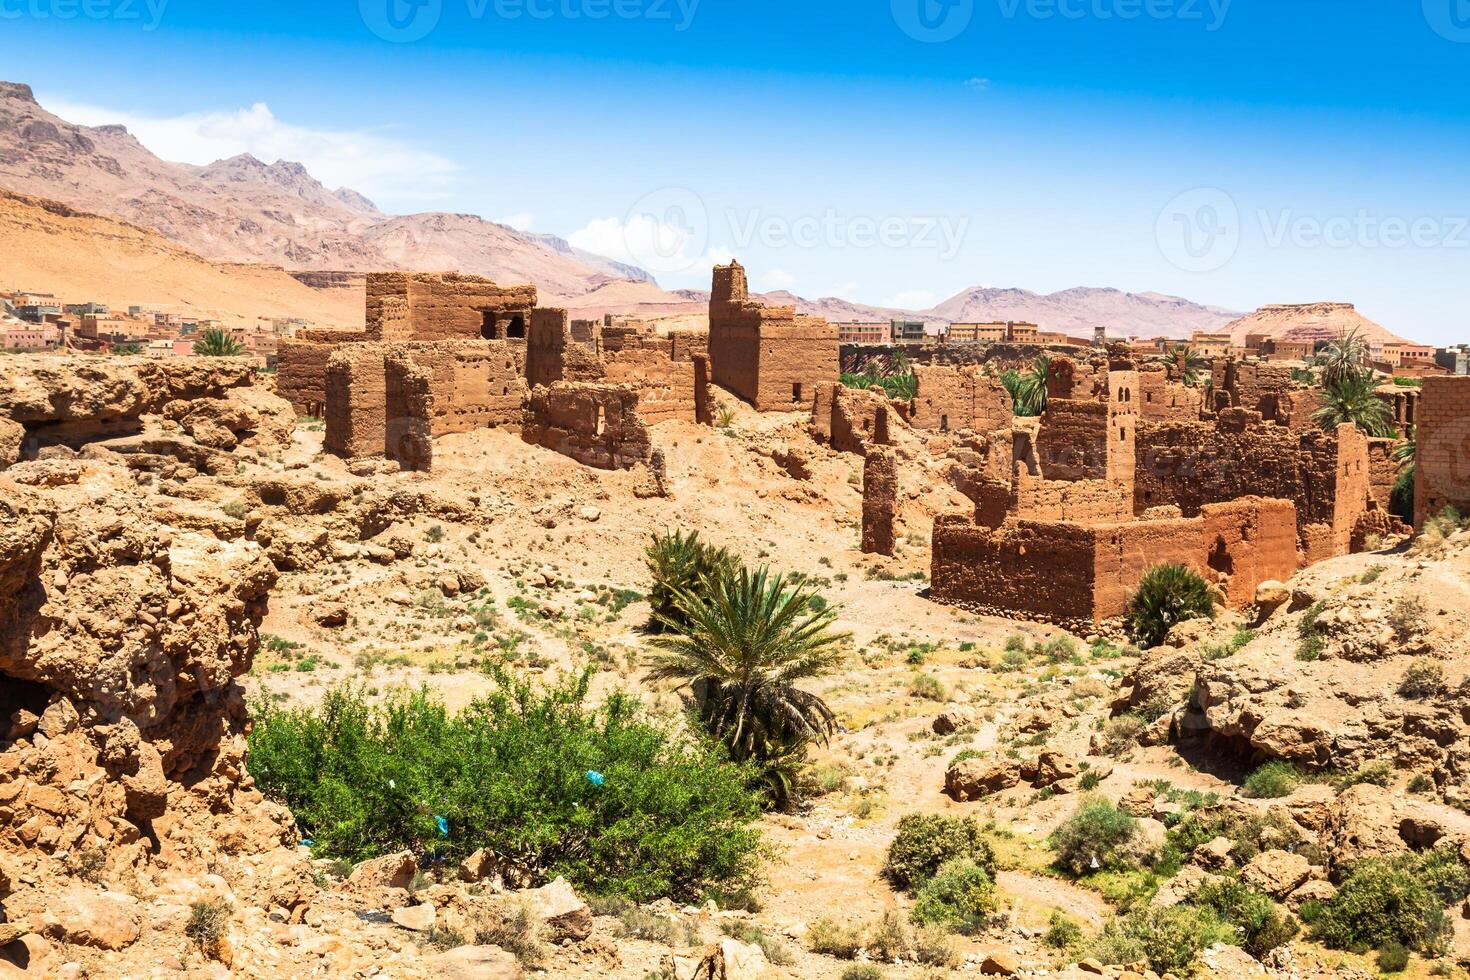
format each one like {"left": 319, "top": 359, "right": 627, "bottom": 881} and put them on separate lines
{"left": 707, "top": 261, "right": 839, "bottom": 412}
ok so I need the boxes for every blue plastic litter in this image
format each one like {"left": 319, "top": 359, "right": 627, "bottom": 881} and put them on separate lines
{"left": 301, "top": 838, "right": 315, "bottom": 848}
{"left": 585, "top": 770, "right": 606, "bottom": 787}
{"left": 435, "top": 816, "right": 450, "bottom": 837}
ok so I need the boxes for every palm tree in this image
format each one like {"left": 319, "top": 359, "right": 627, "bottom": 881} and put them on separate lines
{"left": 650, "top": 567, "right": 849, "bottom": 807}
{"left": 1153, "top": 344, "right": 1207, "bottom": 387}
{"left": 1391, "top": 426, "right": 1416, "bottom": 521}
{"left": 1314, "top": 329, "right": 1371, "bottom": 388}
{"left": 193, "top": 328, "right": 247, "bottom": 357}
{"left": 644, "top": 530, "right": 740, "bottom": 634}
{"left": 889, "top": 349, "right": 912, "bottom": 375}
{"left": 1011, "top": 355, "right": 1052, "bottom": 417}
{"left": 1312, "top": 374, "right": 1397, "bottom": 438}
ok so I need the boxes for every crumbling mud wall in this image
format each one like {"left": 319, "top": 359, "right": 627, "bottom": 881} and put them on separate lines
{"left": 811, "top": 383, "right": 897, "bottom": 455}
{"left": 861, "top": 448, "right": 897, "bottom": 555}
{"left": 602, "top": 333, "right": 710, "bottom": 426}
{"left": 367, "top": 272, "right": 537, "bottom": 342}
{"left": 0, "top": 475, "right": 297, "bottom": 894}
{"left": 324, "top": 341, "right": 527, "bottom": 467}
{"left": 522, "top": 383, "right": 653, "bottom": 470}
{"left": 1135, "top": 412, "right": 1369, "bottom": 557}
{"left": 908, "top": 366, "right": 1012, "bottom": 434}
{"left": 1415, "top": 376, "right": 1470, "bottom": 526}
{"left": 708, "top": 261, "right": 839, "bottom": 412}
{"left": 931, "top": 497, "right": 1300, "bottom": 630}
{"left": 1137, "top": 368, "right": 1203, "bottom": 422}
{"left": 1211, "top": 360, "right": 1323, "bottom": 429}
{"left": 527, "top": 307, "right": 605, "bottom": 390}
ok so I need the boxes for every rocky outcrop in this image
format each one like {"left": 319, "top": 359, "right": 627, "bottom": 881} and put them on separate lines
{"left": 0, "top": 470, "right": 294, "bottom": 914}
{"left": 0, "top": 354, "right": 260, "bottom": 427}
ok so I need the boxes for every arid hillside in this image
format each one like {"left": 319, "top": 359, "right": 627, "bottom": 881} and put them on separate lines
{"left": 0, "top": 189, "right": 362, "bottom": 330}
{"left": 1223, "top": 302, "right": 1411, "bottom": 347}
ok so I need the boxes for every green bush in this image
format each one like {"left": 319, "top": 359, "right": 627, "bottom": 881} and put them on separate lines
{"left": 1043, "top": 911, "right": 1083, "bottom": 949}
{"left": 809, "top": 918, "right": 863, "bottom": 959}
{"left": 1085, "top": 904, "right": 1234, "bottom": 975}
{"left": 1193, "top": 877, "right": 1299, "bottom": 957}
{"left": 910, "top": 858, "right": 995, "bottom": 933}
{"left": 1399, "top": 660, "right": 1446, "bottom": 700}
{"left": 1242, "top": 761, "right": 1299, "bottom": 799}
{"left": 1051, "top": 796, "right": 1137, "bottom": 875}
{"left": 1309, "top": 852, "right": 1464, "bottom": 956}
{"left": 1125, "top": 563, "right": 1215, "bottom": 649}
{"left": 883, "top": 814, "right": 997, "bottom": 892}
{"left": 840, "top": 967, "right": 884, "bottom": 980}
{"left": 1378, "top": 941, "right": 1410, "bottom": 973}
{"left": 246, "top": 671, "right": 764, "bottom": 902}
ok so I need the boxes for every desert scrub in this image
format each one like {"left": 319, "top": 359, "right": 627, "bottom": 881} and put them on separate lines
{"left": 910, "top": 858, "right": 996, "bottom": 933}
{"left": 1099, "top": 713, "right": 1146, "bottom": 757}
{"left": 839, "top": 968, "right": 884, "bottom": 980}
{"left": 1400, "top": 660, "right": 1446, "bottom": 699}
{"left": 1084, "top": 903, "right": 1234, "bottom": 975}
{"left": 1193, "top": 877, "right": 1299, "bottom": 957}
{"left": 1305, "top": 847, "right": 1469, "bottom": 957}
{"left": 808, "top": 918, "right": 864, "bottom": 959}
{"left": 907, "top": 672, "right": 946, "bottom": 701}
{"left": 1051, "top": 796, "right": 1137, "bottom": 875}
{"left": 1390, "top": 594, "right": 1427, "bottom": 643}
{"left": 1201, "top": 627, "right": 1255, "bottom": 661}
{"left": 1297, "top": 601, "right": 1329, "bottom": 661}
{"left": 883, "top": 814, "right": 997, "bottom": 892}
{"left": 1043, "top": 911, "right": 1083, "bottom": 949}
{"left": 1242, "top": 760, "right": 1299, "bottom": 799}
{"left": 246, "top": 669, "right": 763, "bottom": 902}
{"left": 185, "top": 898, "right": 232, "bottom": 958}
{"left": 1124, "top": 563, "right": 1215, "bottom": 649}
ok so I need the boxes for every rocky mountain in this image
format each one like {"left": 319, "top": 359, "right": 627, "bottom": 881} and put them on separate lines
{"left": 1222, "top": 302, "right": 1410, "bottom": 347}
{"left": 0, "top": 81, "right": 649, "bottom": 299}
{"left": 928, "top": 285, "right": 1242, "bottom": 340}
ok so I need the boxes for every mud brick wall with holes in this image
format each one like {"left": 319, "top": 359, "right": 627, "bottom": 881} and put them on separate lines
{"left": 1376, "top": 385, "right": 1420, "bottom": 436}
{"left": 1133, "top": 412, "right": 1369, "bottom": 559}
{"left": 527, "top": 307, "right": 604, "bottom": 391}
{"left": 1366, "top": 438, "right": 1399, "bottom": 511}
{"left": 1137, "top": 368, "right": 1204, "bottom": 422}
{"left": 908, "top": 365, "right": 1013, "bottom": 434}
{"left": 602, "top": 332, "right": 709, "bottom": 426}
{"left": 522, "top": 382, "right": 653, "bottom": 471}
{"left": 323, "top": 341, "right": 527, "bottom": 464}
{"left": 277, "top": 334, "right": 369, "bottom": 416}
{"left": 366, "top": 272, "right": 537, "bottom": 342}
{"left": 931, "top": 496, "right": 1300, "bottom": 630}
{"left": 861, "top": 448, "right": 898, "bottom": 556}
{"left": 1415, "top": 377, "right": 1470, "bottom": 525}
{"left": 1033, "top": 395, "right": 1138, "bottom": 486}
{"left": 811, "top": 383, "right": 895, "bottom": 455}
{"left": 1210, "top": 360, "right": 1324, "bottom": 430}
{"left": 707, "top": 261, "right": 840, "bottom": 412}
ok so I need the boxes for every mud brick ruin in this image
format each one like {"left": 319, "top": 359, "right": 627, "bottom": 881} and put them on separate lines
{"left": 861, "top": 448, "right": 898, "bottom": 556}
{"left": 928, "top": 350, "right": 1407, "bottom": 632}
{"left": 278, "top": 271, "right": 716, "bottom": 474}
{"left": 1415, "top": 376, "right": 1470, "bottom": 525}
{"left": 708, "top": 261, "right": 839, "bottom": 412}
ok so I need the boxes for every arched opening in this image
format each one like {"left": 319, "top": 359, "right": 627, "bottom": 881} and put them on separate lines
{"left": 506, "top": 314, "right": 527, "bottom": 339}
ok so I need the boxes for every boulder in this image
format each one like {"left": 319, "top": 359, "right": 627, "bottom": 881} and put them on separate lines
{"left": 932, "top": 705, "right": 976, "bottom": 735}
{"left": 41, "top": 891, "right": 142, "bottom": 950}
{"left": 1323, "top": 784, "right": 1410, "bottom": 873}
{"left": 1192, "top": 837, "right": 1235, "bottom": 870}
{"left": 428, "top": 945, "right": 523, "bottom": 980}
{"left": 945, "top": 759, "right": 1019, "bottom": 802}
{"left": 981, "top": 950, "right": 1020, "bottom": 975}
{"left": 1033, "top": 750, "right": 1079, "bottom": 788}
{"left": 346, "top": 852, "right": 417, "bottom": 893}
{"left": 1151, "top": 865, "right": 1214, "bottom": 909}
{"left": 1286, "top": 879, "right": 1337, "bottom": 910}
{"left": 391, "top": 903, "right": 436, "bottom": 933}
{"left": 1241, "top": 850, "right": 1313, "bottom": 898}
{"left": 1254, "top": 580, "right": 1291, "bottom": 616}
{"left": 459, "top": 849, "right": 507, "bottom": 890}
{"left": 0, "top": 418, "right": 22, "bottom": 470}
{"left": 666, "top": 939, "right": 768, "bottom": 980}
{"left": 310, "top": 602, "right": 348, "bottom": 628}
{"left": 523, "top": 877, "right": 592, "bottom": 941}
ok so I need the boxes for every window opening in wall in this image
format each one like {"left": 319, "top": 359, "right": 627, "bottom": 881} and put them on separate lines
{"left": 595, "top": 405, "right": 606, "bottom": 437}
{"left": 480, "top": 311, "right": 497, "bottom": 340}
{"left": 792, "top": 383, "right": 803, "bottom": 404}
{"left": 506, "top": 315, "right": 527, "bottom": 339}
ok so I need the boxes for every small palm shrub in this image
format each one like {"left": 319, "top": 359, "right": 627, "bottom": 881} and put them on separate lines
{"left": 1125, "top": 563, "right": 1216, "bottom": 649}
{"left": 645, "top": 530, "right": 740, "bottom": 633}
{"left": 883, "top": 814, "right": 997, "bottom": 892}
{"left": 193, "top": 328, "right": 247, "bottom": 357}
{"left": 1051, "top": 796, "right": 1137, "bottom": 875}
{"left": 910, "top": 858, "right": 995, "bottom": 933}
{"left": 246, "top": 671, "right": 763, "bottom": 902}
{"left": 1242, "top": 761, "right": 1299, "bottom": 799}
{"left": 649, "top": 566, "right": 848, "bottom": 809}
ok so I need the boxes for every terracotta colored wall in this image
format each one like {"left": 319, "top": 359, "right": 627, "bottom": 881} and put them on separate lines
{"left": 862, "top": 449, "right": 898, "bottom": 555}
{"left": 708, "top": 261, "right": 839, "bottom": 412}
{"left": 1211, "top": 360, "right": 1322, "bottom": 430}
{"left": 1415, "top": 376, "right": 1470, "bottom": 525}
{"left": 1011, "top": 474, "right": 1133, "bottom": 523}
{"left": 527, "top": 307, "right": 604, "bottom": 390}
{"left": 522, "top": 383, "right": 652, "bottom": 470}
{"left": 367, "top": 272, "right": 537, "bottom": 342}
{"left": 813, "top": 383, "right": 896, "bottom": 455}
{"left": 909, "top": 365, "right": 1013, "bottom": 434}
{"left": 1138, "top": 369, "right": 1203, "bottom": 422}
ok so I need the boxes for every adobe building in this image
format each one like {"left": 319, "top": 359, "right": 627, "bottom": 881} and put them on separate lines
{"left": 707, "top": 261, "right": 839, "bottom": 412}
{"left": 931, "top": 352, "right": 1392, "bottom": 631}
{"left": 278, "top": 272, "right": 537, "bottom": 416}
{"left": 1415, "top": 376, "right": 1470, "bottom": 526}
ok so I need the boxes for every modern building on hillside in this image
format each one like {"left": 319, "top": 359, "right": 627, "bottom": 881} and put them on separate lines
{"left": 835, "top": 322, "right": 888, "bottom": 344}
{"left": 1189, "top": 332, "right": 1232, "bottom": 358}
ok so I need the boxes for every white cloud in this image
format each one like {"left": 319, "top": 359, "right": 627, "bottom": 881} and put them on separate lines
{"left": 497, "top": 212, "right": 535, "bottom": 231}
{"left": 567, "top": 213, "right": 732, "bottom": 285}
{"left": 762, "top": 268, "right": 797, "bottom": 289}
{"left": 964, "top": 77, "right": 991, "bottom": 91}
{"left": 883, "top": 289, "right": 939, "bottom": 310}
{"left": 42, "top": 95, "right": 459, "bottom": 208}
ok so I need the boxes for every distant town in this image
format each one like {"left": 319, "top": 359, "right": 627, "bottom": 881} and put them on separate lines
{"left": 0, "top": 288, "right": 309, "bottom": 368}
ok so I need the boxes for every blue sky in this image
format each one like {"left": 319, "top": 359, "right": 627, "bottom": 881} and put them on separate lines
{"left": 6, "top": 0, "right": 1469, "bottom": 342}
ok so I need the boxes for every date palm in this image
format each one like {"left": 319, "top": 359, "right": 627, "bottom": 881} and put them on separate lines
{"left": 1314, "top": 328, "right": 1371, "bottom": 388}
{"left": 1011, "top": 355, "right": 1052, "bottom": 417}
{"left": 1154, "top": 344, "right": 1207, "bottom": 387}
{"left": 193, "top": 328, "right": 246, "bottom": 357}
{"left": 649, "top": 567, "right": 848, "bottom": 806}
{"left": 1313, "top": 374, "right": 1396, "bottom": 439}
